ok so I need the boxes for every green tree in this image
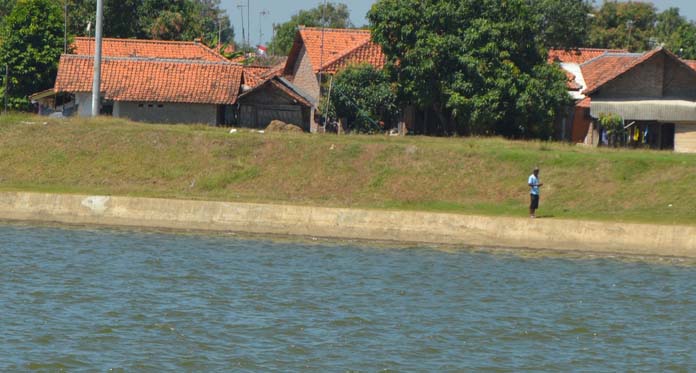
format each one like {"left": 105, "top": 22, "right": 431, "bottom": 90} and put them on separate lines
{"left": 0, "top": 0, "right": 15, "bottom": 18}
{"left": 588, "top": 1, "right": 657, "bottom": 51}
{"left": 268, "top": 2, "right": 352, "bottom": 56}
{"left": 654, "top": 7, "right": 696, "bottom": 59}
{"left": 368, "top": 0, "right": 570, "bottom": 138}
{"left": 326, "top": 63, "right": 398, "bottom": 133}
{"left": 0, "top": 0, "right": 65, "bottom": 110}
{"left": 66, "top": 0, "right": 233, "bottom": 43}
{"left": 532, "top": 0, "right": 592, "bottom": 48}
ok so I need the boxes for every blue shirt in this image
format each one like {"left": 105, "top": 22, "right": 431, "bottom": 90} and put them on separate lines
{"left": 529, "top": 174, "right": 540, "bottom": 195}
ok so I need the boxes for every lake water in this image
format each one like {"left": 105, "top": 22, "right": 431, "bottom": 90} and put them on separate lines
{"left": 1, "top": 222, "right": 694, "bottom": 371}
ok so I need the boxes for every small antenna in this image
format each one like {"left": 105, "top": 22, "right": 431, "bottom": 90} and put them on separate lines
{"left": 259, "top": 9, "right": 270, "bottom": 45}
{"left": 237, "top": 3, "right": 247, "bottom": 47}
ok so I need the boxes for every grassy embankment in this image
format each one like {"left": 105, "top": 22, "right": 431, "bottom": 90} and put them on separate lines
{"left": 1, "top": 114, "right": 695, "bottom": 225}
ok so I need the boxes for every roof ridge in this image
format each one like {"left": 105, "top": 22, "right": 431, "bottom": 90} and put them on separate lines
{"left": 75, "top": 36, "right": 198, "bottom": 45}
{"left": 299, "top": 26, "right": 370, "bottom": 33}
{"left": 63, "top": 54, "right": 237, "bottom": 66}
{"left": 74, "top": 37, "right": 230, "bottom": 62}
{"left": 550, "top": 47, "right": 628, "bottom": 52}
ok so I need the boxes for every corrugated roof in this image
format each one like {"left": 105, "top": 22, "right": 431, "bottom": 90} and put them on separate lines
{"left": 55, "top": 55, "right": 242, "bottom": 105}
{"left": 590, "top": 99, "right": 696, "bottom": 121}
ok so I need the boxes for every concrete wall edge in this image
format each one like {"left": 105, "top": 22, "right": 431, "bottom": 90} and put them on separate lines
{"left": 0, "top": 192, "right": 694, "bottom": 258}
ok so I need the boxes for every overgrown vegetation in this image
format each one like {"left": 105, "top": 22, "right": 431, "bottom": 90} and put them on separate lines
{"left": 324, "top": 64, "right": 398, "bottom": 133}
{"left": 1, "top": 115, "right": 695, "bottom": 225}
{"left": 0, "top": 0, "right": 65, "bottom": 110}
{"left": 268, "top": 2, "right": 353, "bottom": 55}
{"left": 369, "top": 0, "right": 571, "bottom": 137}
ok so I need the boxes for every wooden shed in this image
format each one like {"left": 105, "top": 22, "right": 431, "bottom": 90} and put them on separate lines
{"left": 237, "top": 77, "right": 316, "bottom": 131}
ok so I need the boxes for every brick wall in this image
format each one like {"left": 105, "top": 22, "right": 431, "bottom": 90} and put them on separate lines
{"left": 597, "top": 54, "right": 664, "bottom": 99}
{"left": 290, "top": 46, "right": 320, "bottom": 101}
{"left": 663, "top": 58, "right": 696, "bottom": 98}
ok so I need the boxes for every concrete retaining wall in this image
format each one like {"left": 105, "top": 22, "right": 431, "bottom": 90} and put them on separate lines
{"left": 0, "top": 192, "right": 694, "bottom": 257}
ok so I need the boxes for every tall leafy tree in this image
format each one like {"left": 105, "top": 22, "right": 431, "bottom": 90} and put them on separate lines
{"left": 654, "top": 7, "right": 696, "bottom": 59}
{"left": 66, "top": 0, "right": 233, "bottom": 44}
{"left": 268, "top": 2, "right": 352, "bottom": 56}
{"left": 588, "top": 1, "right": 657, "bottom": 51}
{"left": 0, "top": 0, "right": 65, "bottom": 110}
{"left": 532, "top": 0, "right": 592, "bottom": 49}
{"left": 369, "top": 0, "right": 569, "bottom": 138}
{"left": 0, "top": 0, "right": 14, "bottom": 18}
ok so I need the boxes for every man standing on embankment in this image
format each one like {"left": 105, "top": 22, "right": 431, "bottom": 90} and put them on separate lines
{"left": 528, "top": 167, "right": 543, "bottom": 218}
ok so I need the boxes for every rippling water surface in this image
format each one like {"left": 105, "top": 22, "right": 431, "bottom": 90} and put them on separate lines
{"left": 1, "top": 222, "right": 694, "bottom": 371}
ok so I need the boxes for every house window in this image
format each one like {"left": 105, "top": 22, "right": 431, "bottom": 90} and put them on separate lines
{"left": 148, "top": 104, "right": 153, "bottom": 108}
{"left": 138, "top": 104, "right": 144, "bottom": 108}
{"left": 157, "top": 104, "right": 164, "bottom": 108}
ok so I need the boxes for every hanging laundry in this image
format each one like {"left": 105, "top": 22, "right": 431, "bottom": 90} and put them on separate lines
{"left": 633, "top": 126, "right": 640, "bottom": 142}
{"left": 601, "top": 128, "right": 608, "bottom": 145}
{"left": 643, "top": 126, "right": 649, "bottom": 144}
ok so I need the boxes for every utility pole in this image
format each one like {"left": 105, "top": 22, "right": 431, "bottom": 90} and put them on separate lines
{"left": 91, "top": 0, "right": 103, "bottom": 117}
{"left": 237, "top": 3, "right": 247, "bottom": 48}
{"left": 247, "top": 0, "right": 250, "bottom": 48}
{"left": 64, "top": 2, "right": 68, "bottom": 53}
{"left": 4, "top": 64, "right": 8, "bottom": 115}
{"left": 259, "top": 10, "right": 269, "bottom": 45}
{"left": 319, "top": 0, "right": 328, "bottom": 128}
{"left": 318, "top": 0, "right": 327, "bottom": 89}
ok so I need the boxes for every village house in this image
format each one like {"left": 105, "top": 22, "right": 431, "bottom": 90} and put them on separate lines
{"left": 551, "top": 47, "right": 696, "bottom": 153}
{"left": 282, "top": 26, "right": 386, "bottom": 132}
{"left": 237, "top": 76, "right": 316, "bottom": 130}
{"left": 34, "top": 37, "right": 243, "bottom": 125}
{"left": 34, "top": 37, "right": 317, "bottom": 128}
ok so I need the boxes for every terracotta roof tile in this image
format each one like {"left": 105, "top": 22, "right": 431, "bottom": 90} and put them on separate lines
{"left": 286, "top": 27, "right": 385, "bottom": 74}
{"left": 548, "top": 48, "right": 629, "bottom": 64}
{"left": 242, "top": 65, "right": 270, "bottom": 88}
{"left": 322, "top": 41, "right": 385, "bottom": 74}
{"left": 239, "top": 77, "right": 313, "bottom": 108}
{"left": 73, "top": 37, "right": 228, "bottom": 62}
{"left": 685, "top": 59, "right": 696, "bottom": 70}
{"left": 563, "top": 70, "right": 582, "bottom": 91}
{"left": 581, "top": 50, "right": 662, "bottom": 95}
{"left": 577, "top": 97, "right": 591, "bottom": 108}
{"left": 55, "top": 55, "right": 242, "bottom": 104}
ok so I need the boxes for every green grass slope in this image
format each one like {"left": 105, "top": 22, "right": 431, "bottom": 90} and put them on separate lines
{"left": 1, "top": 114, "right": 695, "bottom": 225}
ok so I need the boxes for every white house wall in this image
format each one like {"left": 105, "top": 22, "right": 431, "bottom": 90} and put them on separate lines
{"left": 675, "top": 123, "right": 696, "bottom": 153}
{"left": 75, "top": 92, "right": 93, "bottom": 117}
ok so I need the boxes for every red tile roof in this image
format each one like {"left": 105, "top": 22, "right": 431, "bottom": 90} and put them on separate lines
{"left": 239, "top": 77, "right": 313, "bottom": 108}
{"left": 285, "top": 27, "right": 385, "bottom": 75}
{"left": 242, "top": 65, "right": 270, "bottom": 88}
{"left": 580, "top": 52, "right": 644, "bottom": 95}
{"left": 578, "top": 48, "right": 696, "bottom": 96}
{"left": 548, "top": 48, "right": 629, "bottom": 64}
{"left": 322, "top": 41, "right": 385, "bottom": 74}
{"left": 73, "top": 37, "right": 229, "bottom": 62}
{"left": 577, "top": 97, "right": 591, "bottom": 108}
{"left": 563, "top": 70, "right": 581, "bottom": 91}
{"left": 55, "top": 55, "right": 242, "bottom": 104}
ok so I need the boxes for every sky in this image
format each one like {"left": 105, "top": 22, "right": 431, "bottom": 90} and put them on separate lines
{"left": 220, "top": 0, "right": 696, "bottom": 47}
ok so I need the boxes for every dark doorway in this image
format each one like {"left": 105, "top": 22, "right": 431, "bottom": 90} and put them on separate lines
{"left": 660, "top": 123, "right": 675, "bottom": 150}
